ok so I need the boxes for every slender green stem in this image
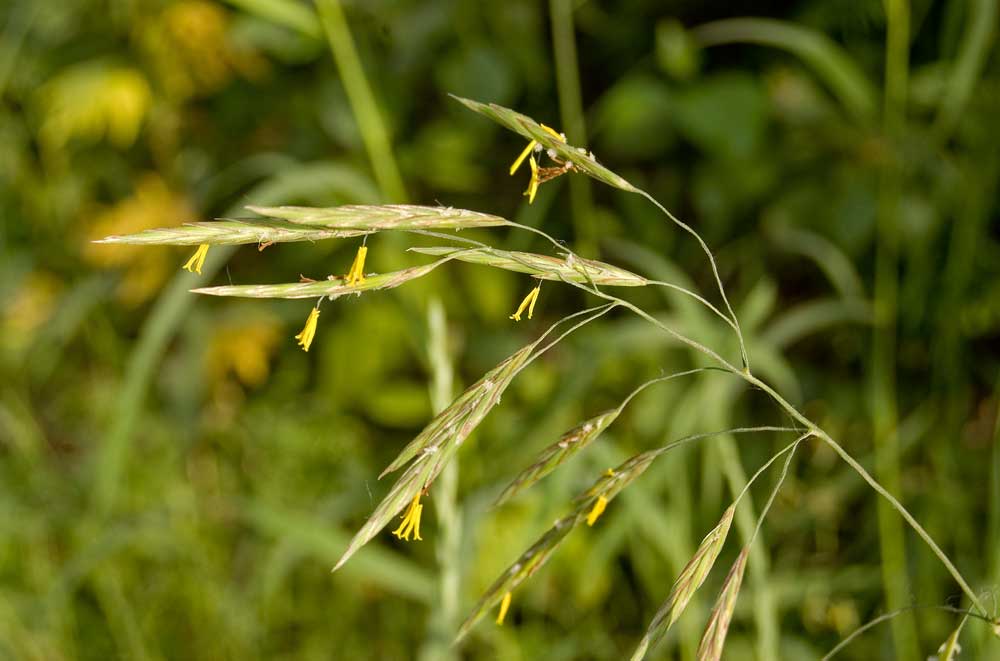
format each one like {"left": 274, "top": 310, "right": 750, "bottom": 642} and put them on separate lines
{"left": 822, "top": 606, "right": 990, "bottom": 660}
{"left": 639, "top": 191, "right": 749, "bottom": 371}
{"left": 871, "top": 1, "right": 919, "bottom": 656}
{"left": 315, "top": 0, "right": 407, "bottom": 202}
{"left": 549, "top": 0, "right": 596, "bottom": 256}
{"left": 735, "top": 434, "right": 809, "bottom": 513}
{"left": 555, "top": 271, "right": 989, "bottom": 619}
{"left": 422, "top": 299, "right": 460, "bottom": 661}
{"left": 745, "top": 377, "right": 989, "bottom": 619}
{"left": 933, "top": 0, "right": 998, "bottom": 140}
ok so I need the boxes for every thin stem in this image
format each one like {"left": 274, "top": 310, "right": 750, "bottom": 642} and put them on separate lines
{"left": 872, "top": 0, "right": 918, "bottom": 655}
{"left": 529, "top": 303, "right": 619, "bottom": 363}
{"left": 822, "top": 606, "right": 991, "bottom": 660}
{"left": 549, "top": 0, "right": 596, "bottom": 255}
{"left": 748, "top": 436, "right": 806, "bottom": 543}
{"left": 734, "top": 434, "right": 810, "bottom": 511}
{"left": 645, "top": 427, "right": 800, "bottom": 462}
{"left": 564, "top": 278, "right": 742, "bottom": 375}
{"left": 647, "top": 280, "right": 740, "bottom": 334}
{"left": 423, "top": 299, "right": 461, "bottom": 661}
{"left": 639, "top": 191, "right": 749, "bottom": 371}
{"left": 554, "top": 275, "right": 989, "bottom": 617}
{"left": 315, "top": 0, "right": 407, "bottom": 202}
{"left": 815, "top": 429, "right": 988, "bottom": 618}
{"left": 615, "top": 367, "right": 733, "bottom": 412}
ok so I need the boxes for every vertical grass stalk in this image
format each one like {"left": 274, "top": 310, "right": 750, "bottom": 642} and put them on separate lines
{"left": 549, "top": 0, "right": 597, "bottom": 256}
{"left": 871, "top": 0, "right": 919, "bottom": 657}
{"left": 315, "top": 0, "right": 408, "bottom": 202}
{"left": 420, "top": 299, "right": 461, "bottom": 660}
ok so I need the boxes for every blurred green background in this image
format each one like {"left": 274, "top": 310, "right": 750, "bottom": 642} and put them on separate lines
{"left": 2, "top": 0, "right": 999, "bottom": 659}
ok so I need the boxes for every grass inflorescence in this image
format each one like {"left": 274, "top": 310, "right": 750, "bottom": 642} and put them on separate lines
{"left": 98, "top": 96, "right": 999, "bottom": 660}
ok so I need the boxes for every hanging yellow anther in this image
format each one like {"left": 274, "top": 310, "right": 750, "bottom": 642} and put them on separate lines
{"left": 510, "top": 140, "right": 537, "bottom": 175}
{"left": 345, "top": 245, "right": 368, "bottom": 286}
{"left": 294, "top": 307, "right": 320, "bottom": 352}
{"left": 509, "top": 284, "right": 540, "bottom": 321}
{"left": 510, "top": 124, "right": 565, "bottom": 176}
{"left": 524, "top": 155, "right": 540, "bottom": 204}
{"left": 392, "top": 493, "right": 424, "bottom": 541}
{"left": 182, "top": 244, "right": 210, "bottom": 274}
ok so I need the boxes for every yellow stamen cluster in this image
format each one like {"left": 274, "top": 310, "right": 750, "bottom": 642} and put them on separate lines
{"left": 586, "top": 495, "right": 608, "bottom": 526}
{"left": 509, "top": 284, "right": 540, "bottom": 322}
{"left": 295, "top": 307, "right": 320, "bottom": 352}
{"left": 392, "top": 493, "right": 424, "bottom": 542}
{"left": 182, "top": 244, "right": 210, "bottom": 274}
{"left": 496, "top": 592, "right": 512, "bottom": 625}
{"left": 525, "top": 156, "right": 539, "bottom": 204}
{"left": 509, "top": 124, "right": 565, "bottom": 204}
{"left": 345, "top": 245, "right": 368, "bottom": 286}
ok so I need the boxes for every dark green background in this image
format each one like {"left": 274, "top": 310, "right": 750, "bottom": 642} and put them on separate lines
{"left": 1, "top": 0, "right": 999, "bottom": 659}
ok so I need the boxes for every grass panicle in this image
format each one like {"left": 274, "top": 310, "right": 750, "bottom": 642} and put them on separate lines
{"left": 193, "top": 259, "right": 454, "bottom": 300}
{"left": 497, "top": 368, "right": 721, "bottom": 506}
{"left": 495, "top": 409, "right": 620, "bottom": 506}
{"left": 94, "top": 218, "right": 369, "bottom": 246}
{"left": 379, "top": 342, "right": 538, "bottom": 479}
{"left": 450, "top": 95, "right": 639, "bottom": 194}
{"left": 335, "top": 304, "right": 617, "bottom": 572}
{"left": 629, "top": 505, "right": 735, "bottom": 661}
{"left": 695, "top": 546, "right": 749, "bottom": 661}
{"left": 249, "top": 203, "right": 510, "bottom": 230}
{"left": 410, "top": 246, "right": 648, "bottom": 287}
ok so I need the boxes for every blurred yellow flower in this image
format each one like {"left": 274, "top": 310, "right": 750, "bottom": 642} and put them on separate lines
{"left": 2, "top": 272, "right": 63, "bottom": 353}
{"left": 38, "top": 62, "right": 151, "bottom": 152}
{"left": 142, "top": 0, "right": 268, "bottom": 101}
{"left": 84, "top": 174, "right": 196, "bottom": 305}
{"left": 295, "top": 307, "right": 321, "bottom": 352}
{"left": 206, "top": 316, "right": 282, "bottom": 388}
{"left": 392, "top": 493, "right": 424, "bottom": 542}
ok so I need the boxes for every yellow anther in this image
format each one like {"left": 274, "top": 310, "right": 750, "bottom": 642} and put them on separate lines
{"left": 525, "top": 155, "right": 540, "bottom": 204}
{"left": 496, "top": 592, "right": 512, "bottom": 625}
{"left": 510, "top": 140, "right": 537, "bottom": 175}
{"left": 392, "top": 493, "right": 424, "bottom": 542}
{"left": 182, "top": 244, "right": 210, "bottom": 274}
{"left": 509, "top": 284, "right": 540, "bottom": 321}
{"left": 345, "top": 245, "right": 368, "bottom": 286}
{"left": 586, "top": 495, "right": 608, "bottom": 526}
{"left": 294, "top": 306, "right": 320, "bottom": 352}
{"left": 539, "top": 123, "right": 566, "bottom": 142}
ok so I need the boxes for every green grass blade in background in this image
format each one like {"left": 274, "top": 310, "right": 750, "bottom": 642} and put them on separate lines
{"left": 691, "top": 17, "right": 877, "bottom": 122}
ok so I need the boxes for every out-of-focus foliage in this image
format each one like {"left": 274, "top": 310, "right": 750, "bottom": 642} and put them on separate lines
{"left": 1, "top": 0, "right": 998, "bottom": 660}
